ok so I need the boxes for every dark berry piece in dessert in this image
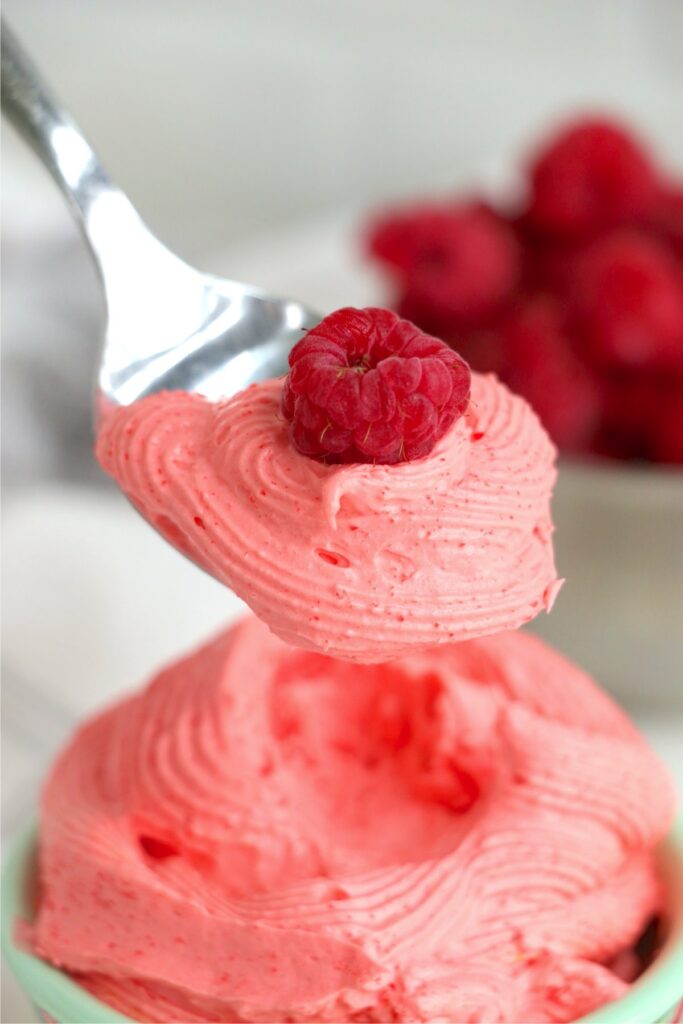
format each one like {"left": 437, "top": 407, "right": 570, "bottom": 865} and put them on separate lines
{"left": 528, "top": 118, "right": 661, "bottom": 236}
{"left": 281, "top": 307, "right": 471, "bottom": 464}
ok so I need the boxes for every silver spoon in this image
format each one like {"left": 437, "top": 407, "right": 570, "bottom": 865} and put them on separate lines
{"left": 1, "top": 20, "right": 322, "bottom": 410}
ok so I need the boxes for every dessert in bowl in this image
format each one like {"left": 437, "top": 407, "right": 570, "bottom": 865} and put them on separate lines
{"left": 95, "top": 310, "right": 560, "bottom": 662}
{"left": 3, "top": 307, "right": 680, "bottom": 1022}
{"left": 2, "top": 618, "right": 682, "bottom": 1023}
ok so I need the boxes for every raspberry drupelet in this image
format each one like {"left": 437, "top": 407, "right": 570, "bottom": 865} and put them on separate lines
{"left": 281, "top": 307, "right": 471, "bottom": 464}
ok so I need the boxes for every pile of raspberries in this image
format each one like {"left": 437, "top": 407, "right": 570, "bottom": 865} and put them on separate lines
{"left": 365, "top": 117, "right": 683, "bottom": 464}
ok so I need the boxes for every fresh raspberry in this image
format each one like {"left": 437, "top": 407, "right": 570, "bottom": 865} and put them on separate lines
{"left": 366, "top": 201, "right": 520, "bottom": 327}
{"left": 528, "top": 118, "right": 661, "bottom": 236}
{"left": 281, "top": 307, "right": 471, "bottom": 464}
{"left": 500, "top": 298, "right": 601, "bottom": 451}
{"left": 571, "top": 233, "right": 683, "bottom": 370}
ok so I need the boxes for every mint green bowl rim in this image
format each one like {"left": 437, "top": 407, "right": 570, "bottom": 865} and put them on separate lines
{"left": 3, "top": 821, "right": 683, "bottom": 1024}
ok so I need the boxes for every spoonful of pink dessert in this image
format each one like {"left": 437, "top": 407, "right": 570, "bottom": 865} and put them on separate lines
{"left": 97, "top": 306, "right": 561, "bottom": 661}
{"left": 1, "top": 20, "right": 320, "bottom": 407}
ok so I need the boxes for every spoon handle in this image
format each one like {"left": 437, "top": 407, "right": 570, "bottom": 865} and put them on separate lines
{"left": 1, "top": 20, "right": 121, "bottom": 223}
{"left": 1, "top": 19, "right": 164, "bottom": 287}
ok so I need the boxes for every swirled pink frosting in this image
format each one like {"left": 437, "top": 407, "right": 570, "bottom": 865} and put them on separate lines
{"left": 32, "top": 616, "right": 674, "bottom": 1023}
{"left": 95, "top": 373, "right": 561, "bottom": 661}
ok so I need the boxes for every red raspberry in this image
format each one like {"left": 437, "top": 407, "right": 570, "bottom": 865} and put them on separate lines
{"left": 281, "top": 307, "right": 471, "bottom": 464}
{"left": 500, "top": 298, "right": 601, "bottom": 452}
{"left": 528, "top": 118, "right": 660, "bottom": 236}
{"left": 571, "top": 233, "right": 683, "bottom": 371}
{"left": 366, "top": 201, "right": 520, "bottom": 327}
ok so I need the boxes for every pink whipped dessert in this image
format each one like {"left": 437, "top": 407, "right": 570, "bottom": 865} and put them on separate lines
{"left": 96, "top": 311, "right": 561, "bottom": 662}
{"left": 31, "top": 616, "right": 674, "bottom": 1023}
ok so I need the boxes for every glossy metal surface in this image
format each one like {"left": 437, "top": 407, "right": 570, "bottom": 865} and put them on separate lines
{"left": 1, "top": 20, "right": 322, "bottom": 409}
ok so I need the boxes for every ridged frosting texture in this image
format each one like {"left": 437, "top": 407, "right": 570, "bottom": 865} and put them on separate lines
{"left": 95, "top": 373, "right": 561, "bottom": 661}
{"left": 31, "top": 616, "right": 674, "bottom": 1023}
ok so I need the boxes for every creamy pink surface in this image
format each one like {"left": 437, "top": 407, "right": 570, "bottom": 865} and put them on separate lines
{"left": 32, "top": 616, "right": 674, "bottom": 1023}
{"left": 95, "top": 373, "right": 561, "bottom": 661}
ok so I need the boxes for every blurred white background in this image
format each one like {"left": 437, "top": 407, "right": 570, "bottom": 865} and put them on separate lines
{"left": 4, "top": 0, "right": 683, "bottom": 483}
{"left": 2, "top": 4, "right": 683, "bottom": 1018}
{"left": 4, "top": 0, "right": 683, "bottom": 255}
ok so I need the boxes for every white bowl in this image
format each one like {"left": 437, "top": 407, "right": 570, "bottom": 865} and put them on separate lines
{"left": 532, "top": 460, "right": 683, "bottom": 710}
